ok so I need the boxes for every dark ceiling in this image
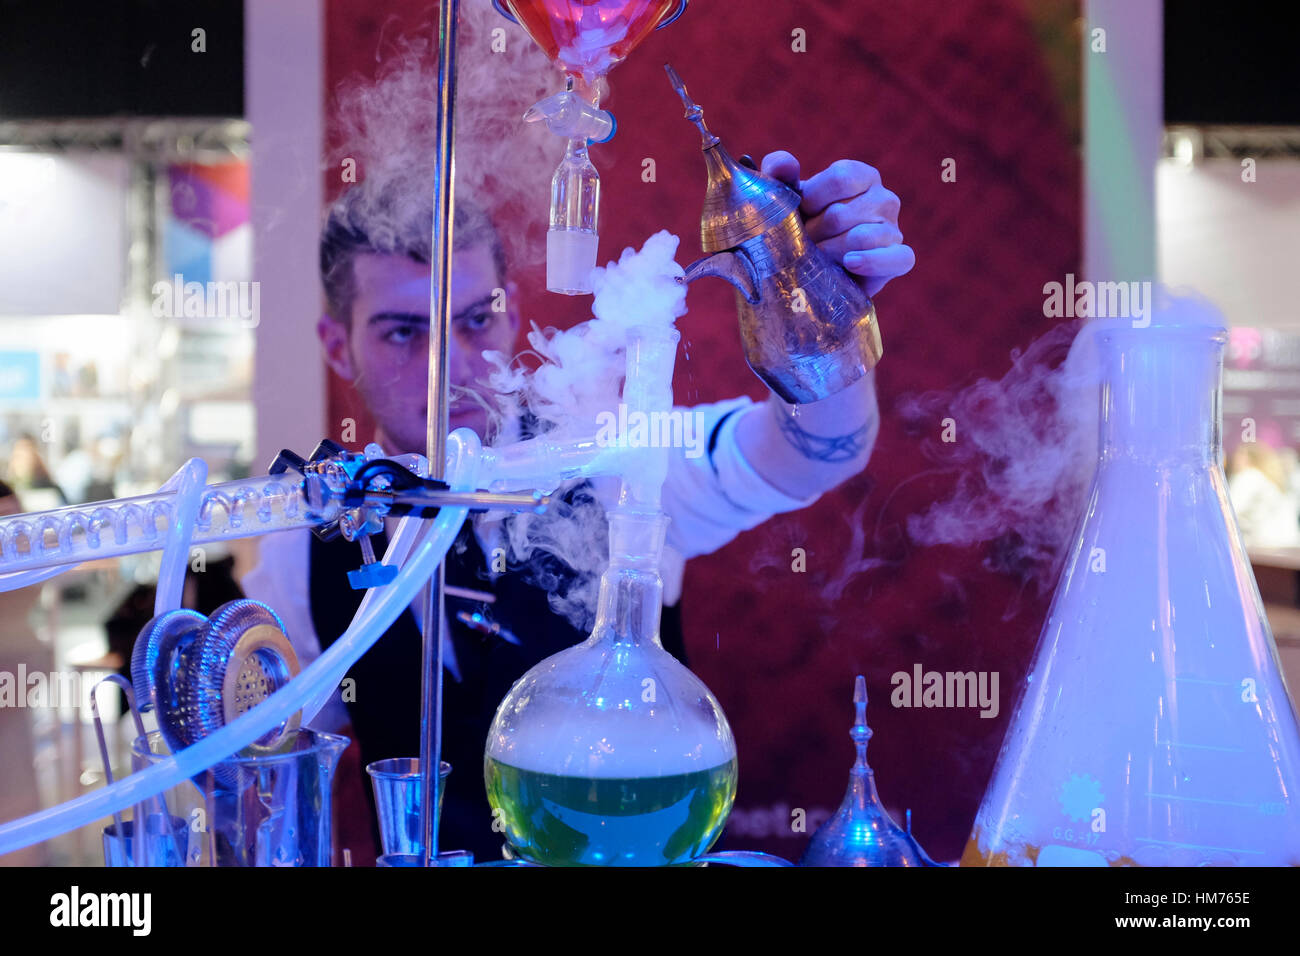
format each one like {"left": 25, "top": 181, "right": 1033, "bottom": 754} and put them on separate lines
{"left": 0, "top": 1, "right": 1295, "bottom": 124}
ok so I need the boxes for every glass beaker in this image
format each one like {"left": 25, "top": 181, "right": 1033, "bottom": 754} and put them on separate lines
{"left": 963, "top": 319, "right": 1300, "bottom": 866}
{"left": 102, "top": 818, "right": 191, "bottom": 868}
{"left": 131, "top": 729, "right": 348, "bottom": 867}
{"left": 485, "top": 509, "right": 738, "bottom": 866}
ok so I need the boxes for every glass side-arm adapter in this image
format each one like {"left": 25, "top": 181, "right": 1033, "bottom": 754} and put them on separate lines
{"left": 268, "top": 438, "right": 549, "bottom": 589}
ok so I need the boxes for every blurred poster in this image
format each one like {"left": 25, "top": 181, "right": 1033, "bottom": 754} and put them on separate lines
{"left": 1224, "top": 327, "right": 1300, "bottom": 452}
{"left": 162, "top": 160, "right": 252, "bottom": 292}
{"left": 0, "top": 352, "right": 40, "bottom": 402}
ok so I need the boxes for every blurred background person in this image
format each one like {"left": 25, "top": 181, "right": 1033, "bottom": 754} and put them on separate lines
{"left": 5, "top": 434, "right": 67, "bottom": 510}
{"left": 1228, "top": 442, "right": 1300, "bottom": 548}
{"left": 0, "top": 481, "right": 53, "bottom": 865}
{"left": 52, "top": 421, "right": 93, "bottom": 505}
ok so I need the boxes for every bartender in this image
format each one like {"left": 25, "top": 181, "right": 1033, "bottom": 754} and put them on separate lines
{"left": 242, "top": 136, "right": 913, "bottom": 863}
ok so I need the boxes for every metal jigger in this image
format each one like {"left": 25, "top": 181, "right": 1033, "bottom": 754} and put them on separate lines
{"left": 800, "top": 676, "right": 936, "bottom": 866}
{"left": 667, "top": 64, "right": 883, "bottom": 405}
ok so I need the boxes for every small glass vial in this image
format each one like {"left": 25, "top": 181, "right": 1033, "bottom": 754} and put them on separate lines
{"left": 546, "top": 137, "right": 600, "bottom": 295}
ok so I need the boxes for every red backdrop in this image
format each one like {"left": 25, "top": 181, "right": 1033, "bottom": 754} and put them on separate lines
{"left": 322, "top": 0, "right": 1082, "bottom": 860}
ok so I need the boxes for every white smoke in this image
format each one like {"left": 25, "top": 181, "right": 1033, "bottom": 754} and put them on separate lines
{"left": 325, "top": 4, "right": 559, "bottom": 269}
{"left": 323, "top": 17, "right": 693, "bottom": 629}
{"left": 481, "top": 231, "right": 688, "bottom": 631}
{"left": 898, "top": 319, "right": 1095, "bottom": 591}
{"left": 888, "top": 288, "right": 1230, "bottom": 600}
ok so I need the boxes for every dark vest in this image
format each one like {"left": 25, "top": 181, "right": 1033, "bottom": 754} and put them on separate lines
{"left": 308, "top": 518, "right": 687, "bottom": 862}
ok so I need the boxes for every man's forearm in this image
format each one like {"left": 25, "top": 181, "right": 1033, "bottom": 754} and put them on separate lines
{"left": 733, "top": 369, "right": 879, "bottom": 500}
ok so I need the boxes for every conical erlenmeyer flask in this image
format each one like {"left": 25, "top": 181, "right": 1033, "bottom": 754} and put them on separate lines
{"left": 964, "top": 319, "right": 1300, "bottom": 866}
{"left": 484, "top": 509, "right": 737, "bottom": 866}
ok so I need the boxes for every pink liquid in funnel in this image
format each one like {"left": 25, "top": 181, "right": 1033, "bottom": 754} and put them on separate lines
{"left": 501, "top": 0, "right": 679, "bottom": 80}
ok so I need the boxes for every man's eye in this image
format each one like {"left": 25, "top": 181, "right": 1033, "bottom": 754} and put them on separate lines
{"left": 461, "top": 313, "right": 493, "bottom": 332}
{"left": 384, "top": 326, "right": 421, "bottom": 345}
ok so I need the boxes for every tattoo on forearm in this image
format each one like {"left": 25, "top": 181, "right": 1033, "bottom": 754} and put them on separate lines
{"left": 775, "top": 408, "right": 872, "bottom": 462}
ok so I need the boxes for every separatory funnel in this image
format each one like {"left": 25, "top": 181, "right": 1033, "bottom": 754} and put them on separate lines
{"left": 493, "top": 0, "right": 689, "bottom": 294}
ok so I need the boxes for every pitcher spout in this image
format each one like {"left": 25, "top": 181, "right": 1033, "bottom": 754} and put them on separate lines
{"left": 679, "top": 251, "right": 761, "bottom": 304}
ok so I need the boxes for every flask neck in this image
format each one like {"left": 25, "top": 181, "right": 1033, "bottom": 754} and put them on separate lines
{"left": 1098, "top": 325, "right": 1226, "bottom": 467}
{"left": 591, "top": 510, "right": 669, "bottom": 646}
{"left": 593, "top": 568, "right": 663, "bottom": 646}
{"left": 845, "top": 762, "right": 884, "bottom": 811}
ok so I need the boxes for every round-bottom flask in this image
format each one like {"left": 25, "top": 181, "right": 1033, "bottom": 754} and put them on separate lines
{"left": 964, "top": 319, "right": 1300, "bottom": 866}
{"left": 485, "top": 510, "right": 737, "bottom": 866}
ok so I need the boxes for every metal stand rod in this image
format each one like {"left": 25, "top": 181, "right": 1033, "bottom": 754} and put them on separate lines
{"left": 420, "top": 0, "right": 460, "bottom": 867}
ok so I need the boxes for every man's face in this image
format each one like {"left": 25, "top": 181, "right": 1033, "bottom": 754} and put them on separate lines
{"left": 318, "top": 243, "right": 520, "bottom": 456}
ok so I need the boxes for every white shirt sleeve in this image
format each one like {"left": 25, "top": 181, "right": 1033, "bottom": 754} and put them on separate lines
{"left": 243, "top": 400, "right": 819, "bottom": 656}
{"left": 658, "top": 396, "right": 821, "bottom": 604}
{"left": 240, "top": 528, "right": 352, "bottom": 734}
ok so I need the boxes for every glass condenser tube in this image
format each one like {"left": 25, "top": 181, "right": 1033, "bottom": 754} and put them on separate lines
{"left": 0, "top": 434, "right": 477, "bottom": 855}
{"left": 0, "top": 475, "right": 318, "bottom": 577}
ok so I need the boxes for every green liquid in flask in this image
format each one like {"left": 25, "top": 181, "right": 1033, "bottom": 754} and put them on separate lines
{"left": 485, "top": 756, "right": 737, "bottom": 866}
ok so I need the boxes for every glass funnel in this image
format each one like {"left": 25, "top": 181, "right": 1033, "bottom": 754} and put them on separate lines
{"left": 494, "top": 0, "right": 688, "bottom": 294}
{"left": 963, "top": 319, "right": 1300, "bottom": 867}
{"left": 485, "top": 509, "right": 737, "bottom": 866}
{"left": 494, "top": 0, "right": 686, "bottom": 83}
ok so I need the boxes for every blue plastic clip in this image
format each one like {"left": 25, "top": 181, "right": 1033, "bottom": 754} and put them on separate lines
{"left": 348, "top": 562, "right": 398, "bottom": 590}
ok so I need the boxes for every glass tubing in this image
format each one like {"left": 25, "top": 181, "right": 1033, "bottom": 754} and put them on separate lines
{"left": 0, "top": 475, "right": 316, "bottom": 577}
